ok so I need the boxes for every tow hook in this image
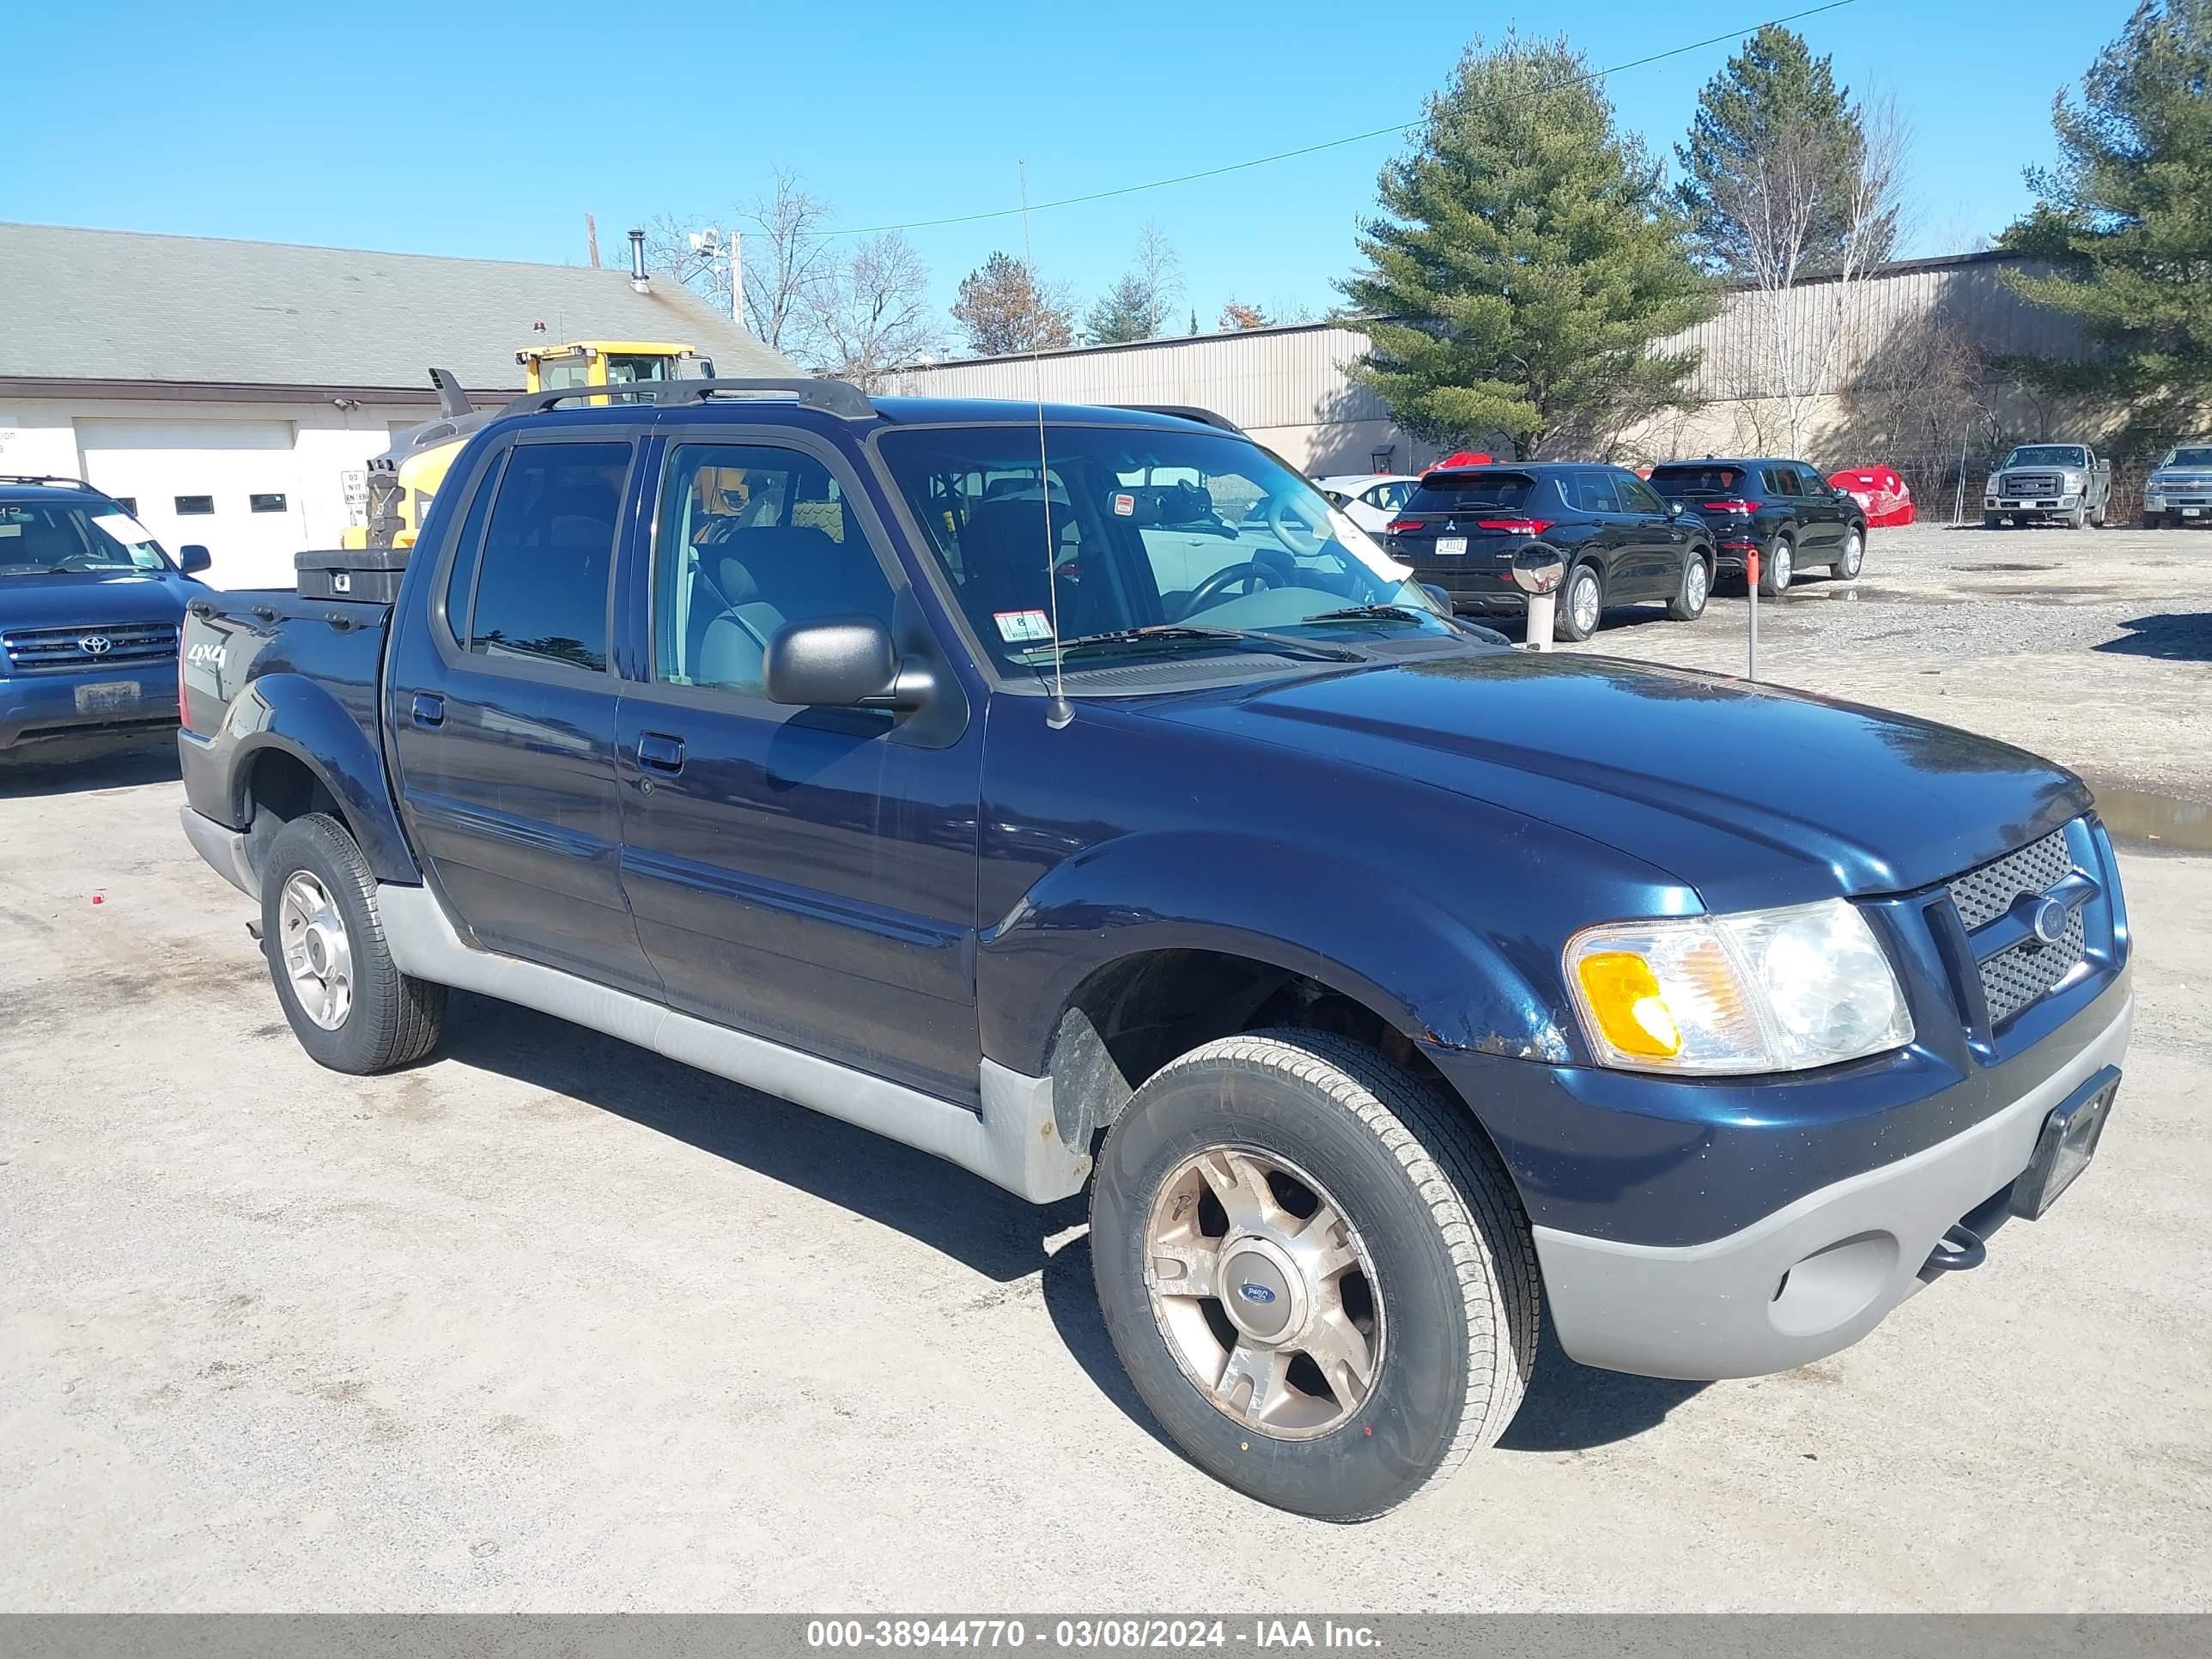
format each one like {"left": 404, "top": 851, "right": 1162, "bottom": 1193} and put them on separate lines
{"left": 1923, "top": 1223, "right": 1987, "bottom": 1276}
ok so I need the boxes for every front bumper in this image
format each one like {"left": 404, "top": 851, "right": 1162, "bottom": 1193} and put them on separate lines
{"left": 1528, "top": 992, "right": 2130, "bottom": 1378}
{"left": 0, "top": 665, "right": 179, "bottom": 755}
{"left": 1987, "top": 495, "right": 2078, "bottom": 514}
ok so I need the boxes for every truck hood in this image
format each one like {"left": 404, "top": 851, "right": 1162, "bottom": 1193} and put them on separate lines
{"left": 1143, "top": 651, "right": 2089, "bottom": 911}
{"left": 0, "top": 570, "right": 197, "bottom": 629}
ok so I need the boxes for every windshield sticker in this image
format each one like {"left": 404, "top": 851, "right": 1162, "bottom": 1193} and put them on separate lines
{"left": 1112, "top": 492, "right": 1135, "bottom": 516}
{"left": 0, "top": 523, "right": 18, "bottom": 537}
{"left": 92, "top": 509, "right": 160, "bottom": 545}
{"left": 994, "top": 608, "right": 1054, "bottom": 643}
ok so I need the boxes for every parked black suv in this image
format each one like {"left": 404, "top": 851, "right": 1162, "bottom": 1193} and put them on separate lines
{"left": 1647, "top": 459, "right": 1867, "bottom": 595}
{"left": 1383, "top": 464, "right": 1713, "bottom": 641}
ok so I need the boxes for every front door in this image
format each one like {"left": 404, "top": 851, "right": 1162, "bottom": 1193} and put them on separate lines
{"left": 612, "top": 430, "right": 984, "bottom": 1105}
{"left": 386, "top": 431, "right": 660, "bottom": 996}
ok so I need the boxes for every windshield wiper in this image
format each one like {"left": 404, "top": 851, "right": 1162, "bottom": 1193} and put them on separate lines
{"left": 1300, "top": 604, "right": 1431, "bottom": 624}
{"left": 1046, "top": 624, "right": 1361, "bottom": 663}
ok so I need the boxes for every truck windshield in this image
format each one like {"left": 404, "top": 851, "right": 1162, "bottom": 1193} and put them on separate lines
{"left": 2005, "top": 447, "right": 2088, "bottom": 468}
{"left": 2161, "top": 447, "right": 2212, "bottom": 468}
{"left": 877, "top": 423, "right": 1448, "bottom": 676}
{"left": 0, "top": 501, "right": 173, "bottom": 575}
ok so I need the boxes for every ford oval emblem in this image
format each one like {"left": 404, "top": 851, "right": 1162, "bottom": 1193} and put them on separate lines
{"left": 1237, "top": 1281, "right": 1277, "bottom": 1305}
{"left": 2031, "top": 896, "right": 2069, "bottom": 946}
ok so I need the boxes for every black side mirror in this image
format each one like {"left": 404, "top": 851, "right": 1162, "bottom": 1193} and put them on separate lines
{"left": 179, "top": 544, "right": 212, "bottom": 574}
{"left": 764, "top": 617, "right": 929, "bottom": 710}
{"left": 1420, "top": 582, "right": 1454, "bottom": 615}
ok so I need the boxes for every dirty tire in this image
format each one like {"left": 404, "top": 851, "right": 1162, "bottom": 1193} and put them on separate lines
{"left": 1090, "top": 1030, "right": 1540, "bottom": 1522}
{"left": 1834, "top": 526, "right": 1865, "bottom": 580}
{"left": 1667, "top": 551, "right": 1711, "bottom": 621}
{"left": 1556, "top": 562, "right": 1603, "bottom": 641}
{"left": 1759, "top": 532, "right": 1795, "bottom": 596}
{"left": 261, "top": 813, "right": 444, "bottom": 1074}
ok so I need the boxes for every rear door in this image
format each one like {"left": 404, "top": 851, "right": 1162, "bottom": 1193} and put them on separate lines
{"left": 1559, "top": 469, "right": 1647, "bottom": 596}
{"left": 384, "top": 428, "right": 660, "bottom": 996}
{"left": 611, "top": 428, "right": 985, "bottom": 1105}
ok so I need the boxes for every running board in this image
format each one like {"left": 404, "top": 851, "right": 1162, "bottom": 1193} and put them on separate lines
{"left": 374, "top": 884, "right": 1090, "bottom": 1205}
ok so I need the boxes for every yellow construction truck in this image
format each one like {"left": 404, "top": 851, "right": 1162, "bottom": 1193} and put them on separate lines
{"left": 344, "top": 341, "right": 711, "bottom": 549}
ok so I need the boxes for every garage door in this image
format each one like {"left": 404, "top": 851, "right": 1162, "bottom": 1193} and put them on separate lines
{"left": 76, "top": 420, "right": 306, "bottom": 590}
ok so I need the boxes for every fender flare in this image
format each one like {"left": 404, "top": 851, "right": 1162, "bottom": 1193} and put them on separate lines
{"left": 221, "top": 672, "right": 420, "bottom": 884}
{"left": 975, "top": 830, "right": 1573, "bottom": 1079}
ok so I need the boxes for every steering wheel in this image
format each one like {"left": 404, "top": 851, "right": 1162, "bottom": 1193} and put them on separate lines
{"left": 1183, "top": 560, "right": 1284, "bottom": 616}
{"left": 1267, "top": 493, "right": 1329, "bottom": 556}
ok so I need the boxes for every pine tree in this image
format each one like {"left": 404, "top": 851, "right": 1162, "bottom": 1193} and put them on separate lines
{"left": 2001, "top": 1, "right": 2212, "bottom": 408}
{"left": 1674, "top": 25, "right": 1896, "bottom": 279}
{"left": 1339, "top": 34, "right": 1712, "bottom": 458}
{"left": 950, "top": 252, "right": 1076, "bottom": 358}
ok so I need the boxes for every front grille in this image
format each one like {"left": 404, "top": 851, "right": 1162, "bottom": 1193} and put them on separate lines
{"left": 1980, "top": 906, "right": 2088, "bottom": 1027}
{"left": 0, "top": 621, "right": 178, "bottom": 673}
{"left": 1946, "top": 826, "right": 2089, "bottom": 1028}
{"left": 1948, "top": 829, "right": 2073, "bottom": 929}
{"left": 2001, "top": 473, "right": 2063, "bottom": 496}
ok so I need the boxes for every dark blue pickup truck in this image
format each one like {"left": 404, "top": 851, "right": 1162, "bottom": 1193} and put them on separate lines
{"left": 177, "top": 380, "right": 2133, "bottom": 1520}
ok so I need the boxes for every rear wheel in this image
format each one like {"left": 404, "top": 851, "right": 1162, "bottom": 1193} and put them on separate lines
{"left": 260, "top": 813, "right": 444, "bottom": 1074}
{"left": 1090, "top": 1031, "right": 1539, "bottom": 1522}
{"left": 1759, "top": 533, "right": 1795, "bottom": 596}
{"left": 1666, "top": 552, "right": 1711, "bottom": 621}
{"left": 1557, "top": 563, "right": 1604, "bottom": 641}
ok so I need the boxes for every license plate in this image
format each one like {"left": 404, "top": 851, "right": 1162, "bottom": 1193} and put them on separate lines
{"left": 74, "top": 681, "right": 140, "bottom": 714}
{"left": 1435, "top": 537, "right": 1467, "bottom": 556}
{"left": 2011, "top": 1067, "right": 2119, "bottom": 1220}
{"left": 2185, "top": 507, "right": 2202, "bottom": 518}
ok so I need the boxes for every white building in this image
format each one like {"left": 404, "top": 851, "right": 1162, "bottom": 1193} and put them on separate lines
{"left": 0, "top": 222, "right": 789, "bottom": 589}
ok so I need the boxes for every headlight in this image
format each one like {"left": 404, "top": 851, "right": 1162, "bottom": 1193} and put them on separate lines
{"left": 1565, "top": 899, "right": 1913, "bottom": 1074}
{"left": 2064, "top": 471, "right": 2084, "bottom": 489}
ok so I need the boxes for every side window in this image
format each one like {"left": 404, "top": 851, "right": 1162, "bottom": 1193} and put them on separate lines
{"left": 459, "top": 441, "right": 630, "bottom": 673}
{"left": 1761, "top": 467, "right": 1796, "bottom": 499}
{"left": 652, "top": 442, "right": 895, "bottom": 696}
{"left": 441, "top": 449, "right": 508, "bottom": 639}
{"left": 1571, "top": 473, "right": 1620, "bottom": 514}
{"left": 1796, "top": 465, "right": 1830, "bottom": 497}
{"left": 1617, "top": 477, "right": 1665, "bottom": 515}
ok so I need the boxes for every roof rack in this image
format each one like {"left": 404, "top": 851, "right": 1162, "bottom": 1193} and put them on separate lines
{"left": 501, "top": 377, "right": 876, "bottom": 420}
{"left": 1108, "top": 404, "right": 1244, "bottom": 434}
{"left": 0, "top": 473, "right": 103, "bottom": 492}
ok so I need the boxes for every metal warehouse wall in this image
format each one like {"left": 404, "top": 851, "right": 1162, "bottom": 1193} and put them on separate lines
{"left": 884, "top": 325, "right": 1443, "bottom": 477}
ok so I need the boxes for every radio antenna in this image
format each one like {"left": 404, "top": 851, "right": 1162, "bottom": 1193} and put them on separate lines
{"left": 1020, "top": 161, "right": 1074, "bottom": 730}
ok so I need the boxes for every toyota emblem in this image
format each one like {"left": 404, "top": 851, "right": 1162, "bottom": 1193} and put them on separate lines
{"left": 79, "top": 634, "right": 112, "bottom": 656}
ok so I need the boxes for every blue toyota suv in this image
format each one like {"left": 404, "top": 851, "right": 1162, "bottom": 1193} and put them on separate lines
{"left": 173, "top": 384, "right": 2132, "bottom": 1521}
{"left": 1, "top": 476, "right": 212, "bottom": 765}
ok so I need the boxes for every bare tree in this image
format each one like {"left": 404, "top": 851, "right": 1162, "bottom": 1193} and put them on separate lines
{"left": 1705, "top": 93, "right": 1910, "bottom": 455}
{"left": 641, "top": 212, "right": 726, "bottom": 309}
{"left": 1084, "top": 221, "right": 1186, "bottom": 343}
{"left": 810, "top": 233, "right": 938, "bottom": 390}
{"left": 950, "top": 252, "right": 1077, "bottom": 357}
{"left": 742, "top": 168, "right": 835, "bottom": 359}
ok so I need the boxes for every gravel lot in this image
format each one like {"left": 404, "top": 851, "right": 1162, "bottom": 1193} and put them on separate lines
{"left": 3, "top": 526, "right": 2209, "bottom": 1613}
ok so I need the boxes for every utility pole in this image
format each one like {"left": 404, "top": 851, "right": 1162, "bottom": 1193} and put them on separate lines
{"left": 690, "top": 228, "right": 742, "bottom": 323}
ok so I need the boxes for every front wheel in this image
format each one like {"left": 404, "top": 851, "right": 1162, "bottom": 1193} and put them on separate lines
{"left": 1556, "top": 563, "right": 1604, "bottom": 641}
{"left": 1667, "top": 553, "right": 1711, "bottom": 621}
{"left": 1091, "top": 1030, "right": 1540, "bottom": 1521}
{"left": 1834, "top": 526, "right": 1865, "bottom": 580}
{"left": 260, "top": 813, "right": 445, "bottom": 1074}
{"left": 1759, "top": 533, "right": 1795, "bottom": 596}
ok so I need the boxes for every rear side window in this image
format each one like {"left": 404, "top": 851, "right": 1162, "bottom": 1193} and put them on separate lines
{"left": 1649, "top": 465, "right": 1747, "bottom": 496}
{"left": 1563, "top": 473, "right": 1620, "bottom": 514}
{"left": 454, "top": 441, "right": 630, "bottom": 673}
{"left": 1406, "top": 471, "right": 1536, "bottom": 514}
{"left": 1761, "top": 467, "right": 1801, "bottom": 497}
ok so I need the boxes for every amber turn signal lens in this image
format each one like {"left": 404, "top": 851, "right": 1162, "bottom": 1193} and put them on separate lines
{"left": 1574, "top": 951, "right": 1684, "bottom": 1058}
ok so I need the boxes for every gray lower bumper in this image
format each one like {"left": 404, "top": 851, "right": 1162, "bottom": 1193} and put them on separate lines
{"left": 179, "top": 805, "right": 255, "bottom": 897}
{"left": 1534, "top": 993, "right": 2134, "bottom": 1380}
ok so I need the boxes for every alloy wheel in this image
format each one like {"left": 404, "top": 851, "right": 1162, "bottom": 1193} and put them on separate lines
{"left": 1686, "top": 560, "right": 1709, "bottom": 611}
{"left": 1570, "top": 571, "right": 1601, "bottom": 635}
{"left": 1144, "top": 1145, "right": 1385, "bottom": 1439}
{"left": 278, "top": 870, "right": 354, "bottom": 1030}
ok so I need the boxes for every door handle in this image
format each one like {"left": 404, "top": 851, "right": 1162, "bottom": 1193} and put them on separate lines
{"left": 410, "top": 692, "right": 445, "bottom": 729}
{"left": 636, "top": 732, "right": 685, "bottom": 773}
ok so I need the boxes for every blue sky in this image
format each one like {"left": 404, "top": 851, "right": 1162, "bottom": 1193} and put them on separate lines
{"left": 9, "top": 0, "right": 2134, "bottom": 343}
